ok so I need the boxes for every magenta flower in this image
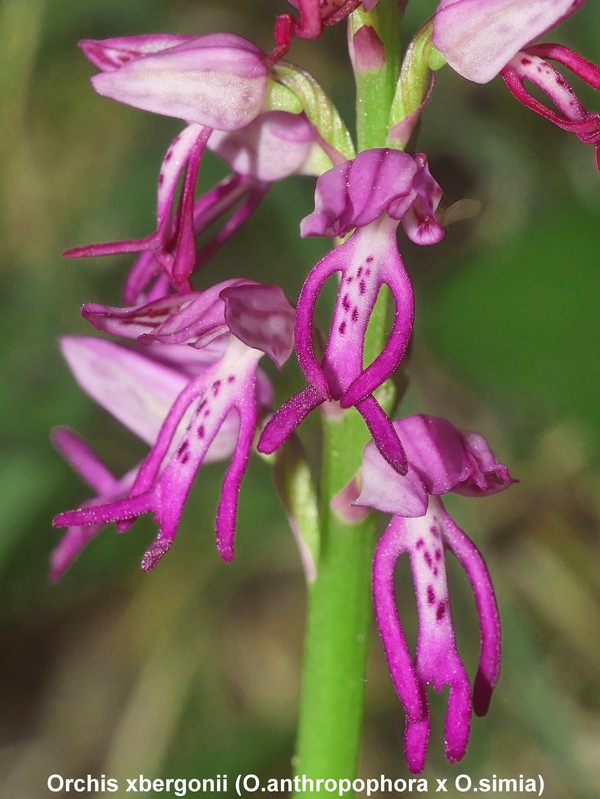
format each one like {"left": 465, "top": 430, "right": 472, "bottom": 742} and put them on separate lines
{"left": 433, "top": 0, "right": 585, "bottom": 84}
{"left": 433, "top": 0, "right": 599, "bottom": 165}
{"left": 502, "top": 45, "right": 600, "bottom": 169}
{"left": 52, "top": 281, "right": 294, "bottom": 574}
{"left": 66, "top": 34, "right": 273, "bottom": 293}
{"left": 258, "top": 149, "right": 444, "bottom": 474}
{"left": 81, "top": 34, "right": 269, "bottom": 127}
{"left": 355, "top": 415, "right": 515, "bottom": 772}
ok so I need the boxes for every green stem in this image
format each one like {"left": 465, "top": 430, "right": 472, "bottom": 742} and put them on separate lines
{"left": 291, "top": 410, "right": 375, "bottom": 786}
{"left": 291, "top": 2, "right": 402, "bottom": 792}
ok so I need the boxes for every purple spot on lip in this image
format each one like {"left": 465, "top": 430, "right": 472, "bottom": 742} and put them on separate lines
{"left": 436, "top": 600, "right": 447, "bottom": 621}
{"left": 338, "top": 320, "right": 346, "bottom": 335}
{"left": 351, "top": 307, "right": 359, "bottom": 323}
{"left": 197, "top": 425, "right": 205, "bottom": 438}
{"left": 424, "top": 551, "right": 433, "bottom": 569}
{"left": 345, "top": 276, "right": 353, "bottom": 284}
{"left": 158, "top": 174, "right": 164, "bottom": 186}
{"left": 164, "top": 149, "right": 173, "bottom": 162}
{"left": 227, "top": 375, "right": 235, "bottom": 383}
{"left": 212, "top": 380, "right": 221, "bottom": 397}
{"left": 342, "top": 293, "right": 350, "bottom": 311}
{"left": 357, "top": 266, "right": 363, "bottom": 277}
{"left": 434, "top": 548, "right": 442, "bottom": 561}
{"left": 359, "top": 279, "right": 366, "bottom": 295}
{"left": 366, "top": 256, "right": 374, "bottom": 263}
{"left": 427, "top": 585, "right": 435, "bottom": 605}
{"left": 415, "top": 538, "right": 424, "bottom": 549}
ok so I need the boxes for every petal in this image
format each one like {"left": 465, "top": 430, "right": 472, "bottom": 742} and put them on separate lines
{"left": 455, "top": 428, "right": 517, "bottom": 495}
{"left": 122, "top": 250, "right": 163, "bottom": 306}
{"left": 373, "top": 518, "right": 424, "bottom": 720}
{"left": 215, "top": 397, "right": 257, "bottom": 561}
{"left": 527, "top": 43, "right": 600, "bottom": 91}
{"left": 83, "top": 280, "right": 249, "bottom": 349}
{"left": 79, "top": 35, "right": 196, "bottom": 71}
{"left": 294, "top": 246, "right": 341, "bottom": 398}
{"left": 408, "top": 504, "right": 472, "bottom": 764}
{"left": 433, "top": 0, "right": 585, "bottom": 84}
{"left": 51, "top": 427, "right": 115, "bottom": 494}
{"left": 337, "top": 222, "right": 414, "bottom": 406}
{"left": 355, "top": 395, "right": 408, "bottom": 476}
{"left": 404, "top": 717, "right": 430, "bottom": 775}
{"left": 168, "top": 127, "right": 212, "bottom": 288}
{"left": 60, "top": 337, "right": 187, "bottom": 446}
{"left": 301, "top": 149, "right": 420, "bottom": 237}
{"left": 257, "top": 385, "right": 325, "bottom": 455}
{"left": 441, "top": 509, "right": 501, "bottom": 717}
{"left": 208, "top": 111, "right": 317, "bottom": 181}
{"left": 221, "top": 283, "right": 295, "bottom": 368}
{"left": 90, "top": 34, "right": 268, "bottom": 129}
{"left": 394, "top": 415, "right": 475, "bottom": 495}
{"left": 400, "top": 153, "right": 445, "bottom": 246}
{"left": 155, "top": 124, "right": 209, "bottom": 237}
{"left": 356, "top": 437, "right": 428, "bottom": 517}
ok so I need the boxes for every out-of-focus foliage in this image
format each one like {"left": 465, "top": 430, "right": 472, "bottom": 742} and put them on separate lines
{"left": 1, "top": 2, "right": 599, "bottom": 797}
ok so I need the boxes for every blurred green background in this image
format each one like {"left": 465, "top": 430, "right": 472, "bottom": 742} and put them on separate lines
{"left": 1, "top": 1, "right": 599, "bottom": 797}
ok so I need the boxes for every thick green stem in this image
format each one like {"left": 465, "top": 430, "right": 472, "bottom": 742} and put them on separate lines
{"left": 291, "top": 3, "right": 402, "bottom": 792}
{"left": 291, "top": 411, "right": 375, "bottom": 786}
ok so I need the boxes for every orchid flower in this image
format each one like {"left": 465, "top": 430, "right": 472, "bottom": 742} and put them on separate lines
{"left": 351, "top": 414, "right": 515, "bottom": 772}
{"left": 432, "top": 0, "right": 586, "bottom": 84}
{"left": 502, "top": 45, "right": 600, "bottom": 169}
{"left": 120, "top": 110, "right": 328, "bottom": 304}
{"left": 258, "top": 149, "right": 445, "bottom": 475}
{"left": 52, "top": 281, "right": 295, "bottom": 573}
{"left": 433, "top": 0, "right": 600, "bottom": 165}
{"left": 271, "top": 0, "right": 380, "bottom": 62}
{"left": 65, "top": 34, "right": 271, "bottom": 291}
